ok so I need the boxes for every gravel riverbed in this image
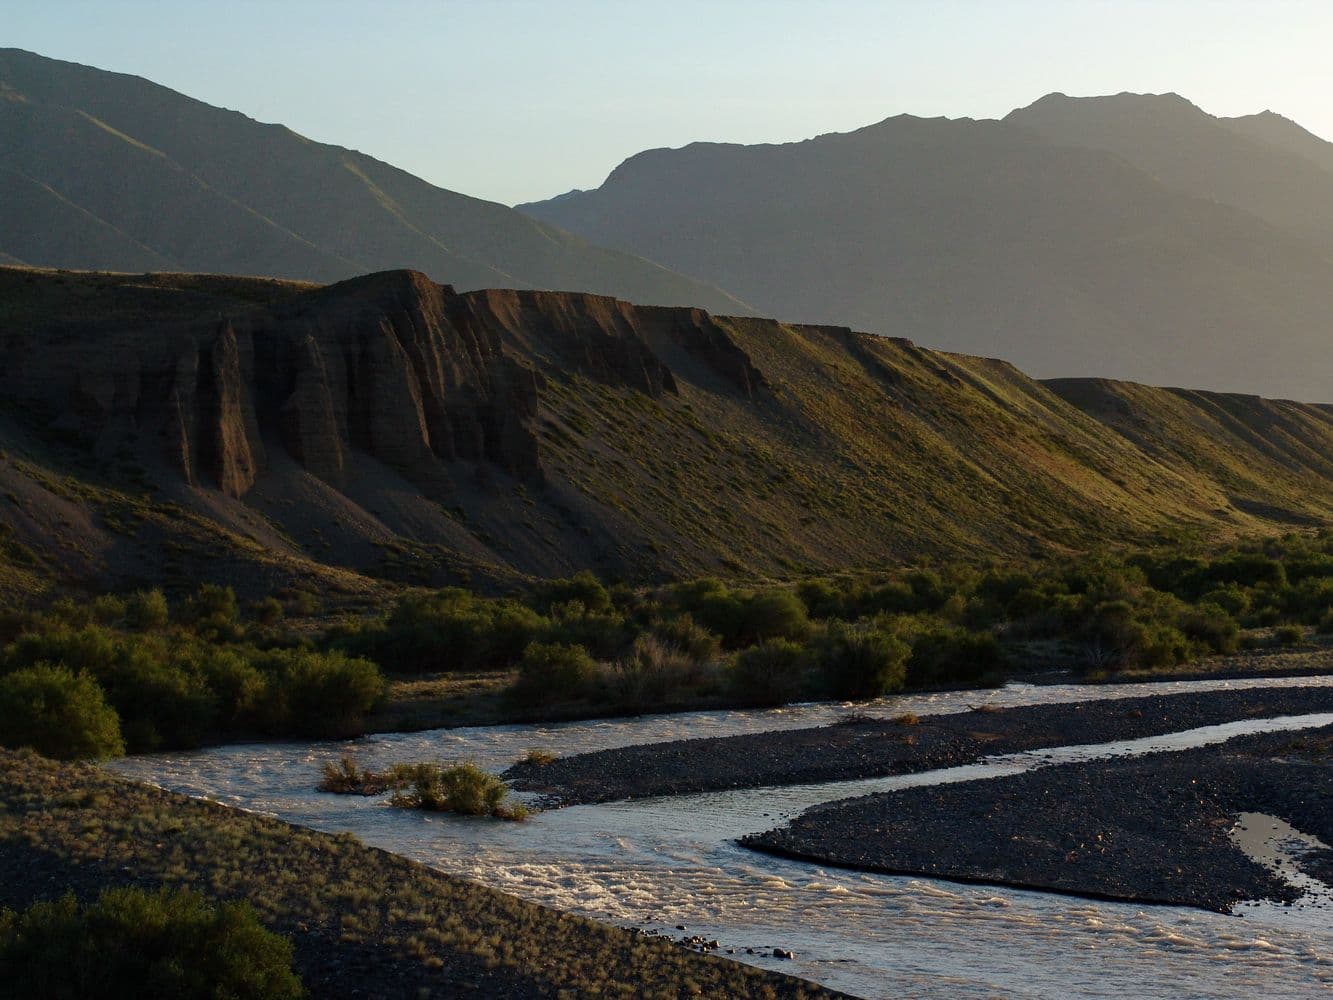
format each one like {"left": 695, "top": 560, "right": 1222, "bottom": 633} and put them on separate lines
{"left": 743, "top": 725, "right": 1333, "bottom": 913}
{"left": 506, "top": 686, "right": 1333, "bottom": 806}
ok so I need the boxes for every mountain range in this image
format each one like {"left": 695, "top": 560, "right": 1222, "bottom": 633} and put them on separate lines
{"left": 5, "top": 48, "right": 1330, "bottom": 401}
{"left": 522, "top": 93, "right": 1333, "bottom": 402}
{"left": 0, "top": 48, "right": 745, "bottom": 313}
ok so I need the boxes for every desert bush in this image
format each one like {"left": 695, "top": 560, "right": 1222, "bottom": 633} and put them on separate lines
{"left": 649, "top": 613, "right": 721, "bottom": 662}
{"left": 124, "top": 588, "right": 170, "bottom": 630}
{"left": 97, "top": 648, "right": 220, "bottom": 751}
{"left": 318, "top": 756, "right": 394, "bottom": 795}
{"left": 1274, "top": 624, "right": 1305, "bottom": 646}
{"left": 2, "top": 625, "right": 120, "bottom": 676}
{"left": 530, "top": 571, "right": 613, "bottom": 615}
{"left": 1200, "top": 585, "right": 1250, "bottom": 618}
{"left": 388, "top": 762, "right": 527, "bottom": 820}
{"left": 0, "top": 665, "right": 124, "bottom": 760}
{"left": 1206, "top": 553, "right": 1287, "bottom": 591}
{"left": 250, "top": 597, "right": 285, "bottom": 627}
{"left": 178, "top": 583, "right": 240, "bottom": 637}
{"left": 795, "top": 578, "right": 844, "bottom": 619}
{"left": 89, "top": 594, "right": 127, "bottom": 626}
{"left": 0, "top": 886, "right": 303, "bottom": 1000}
{"left": 520, "top": 748, "right": 558, "bottom": 766}
{"left": 603, "top": 633, "right": 713, "bottom": 710}
{"left": 508, "top": 642, "right": 597, "bottom": 706}
{"left": 729, "top": 639, "right": 807, "bottom": 706}
{"left": 814, "top": 626, "right": 909, "bottom": 699}
{"left": 1318, "top": 609, "right": 1333, "bottom": 635}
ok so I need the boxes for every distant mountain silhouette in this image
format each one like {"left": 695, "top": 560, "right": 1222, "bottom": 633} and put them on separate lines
{"left": 0, "top": 48, "right": 747, "bottom": 312}
{"left": 522, "top": 95, "right": 1333, "bottom": 402}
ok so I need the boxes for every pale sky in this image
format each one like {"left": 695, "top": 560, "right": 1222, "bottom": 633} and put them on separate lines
{"left": 8, "top": 1, "right": 1333, "bottom": 206}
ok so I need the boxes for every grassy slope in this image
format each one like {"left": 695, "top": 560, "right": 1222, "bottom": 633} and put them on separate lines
{"left": 0, "top": 750, "right": 836, "bottom": 998}
{"left": 529, "top": 313, "right": 1332, "bottom": 579}
{"left": 0, "top": 267, "right": 1330, "bottom": 602}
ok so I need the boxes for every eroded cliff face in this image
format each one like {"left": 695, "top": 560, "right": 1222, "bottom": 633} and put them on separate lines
{"left": 1, "top": 269, "right": 768, "bottom": 499}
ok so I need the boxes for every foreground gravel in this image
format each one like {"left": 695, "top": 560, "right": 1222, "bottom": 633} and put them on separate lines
{"left": 744, "top": 726, "right": 1333, "bottom": 913}
{"left": 507, "top": 686, "right": 1333, "bottom": 805}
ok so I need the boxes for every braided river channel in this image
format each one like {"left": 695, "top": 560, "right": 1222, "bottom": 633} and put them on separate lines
{"left": 110, "top": 675, "right": 1333, "bottom": 999}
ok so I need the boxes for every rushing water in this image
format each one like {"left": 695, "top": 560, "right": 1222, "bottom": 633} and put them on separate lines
{"left": 109, "top": 676, "right": 1333, "bottom": 1000}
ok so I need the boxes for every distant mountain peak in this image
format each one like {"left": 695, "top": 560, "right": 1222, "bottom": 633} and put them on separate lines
{"left": 0, "top": 47, "right": 748, "bottom": 313}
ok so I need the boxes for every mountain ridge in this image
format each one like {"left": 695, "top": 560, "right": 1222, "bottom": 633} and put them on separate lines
{"left": 0, "top": 48, "right": 748, "bottom": 312}
{"left": 521, "top": 91, "right": 1333, "bottom": 403}
{"left": 0, "top": 265, "right": 1329, "bottom": 605}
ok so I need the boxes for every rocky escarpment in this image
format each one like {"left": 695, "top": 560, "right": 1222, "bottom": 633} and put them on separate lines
{"left": 0, "top": 269, "right": 769, "bottom": 500}
{"left": 2, "top": 264, "right": 1331, "bottom": 592}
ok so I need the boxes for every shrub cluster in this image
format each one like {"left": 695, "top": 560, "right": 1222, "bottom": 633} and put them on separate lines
{"left": 319, "top": 757, "right": 527, "bottom": 820}
{"left": 0, "top": 886, "right": 303, "bottom": 1000}
{"left": 0, "top": 587, "right": 384, "bottom": 759}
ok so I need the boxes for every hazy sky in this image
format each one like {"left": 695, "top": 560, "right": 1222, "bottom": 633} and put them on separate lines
{"left": 8, "top": 1, "right": 1333, "bottom": 205}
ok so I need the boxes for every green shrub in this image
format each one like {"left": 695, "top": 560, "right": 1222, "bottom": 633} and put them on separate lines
{"left": 729, "top": 639, "right": 806, "bottom": 706}
{"left": 1318, "top": 609, "right": 1333, "bottom": 635}
{"left": 124, "top": 589, "right": 170, "bottom": 630}
{"left": 178, "top": 584, "right": 240, "bottom": 636}
{"left": 508, "top": 642, "right": 597, "bottom": 706}
{"left": 603, "top": 634, "right": 714, "bottom": 710}
{"left": 0, "top": 665, "right": 124, "bottom": 760}
{"left": 387, "top": 762, "right": 528, "bottom": 820}
{"left": 1274, "top": 624, "right": 1305, "bottom": 646}
{"left": 1200, "top": 585, "right": 1250, "bottom": 618}
{"left": 89, "top": 594, "right": 127, "bottom": 626}
{"left": 250, "top": 597, "right": 285, "bottom": 627}
{"left": 530, "top": 571, "right": 613, "bottom": 615}
{"left": 907, "top": 629, "right": 1003, "bottom": 687}
{"left": 0, "top": 887, "right": 303, "bottom": 1000}
{"left": 541, "top": 602, "right": 629, "bottom": 659}
{"left": 257, "top": 648, "right": 384, "bottom": 738}
{"left": 98, "top": 649, "right": 219, "bottom": 752}
{"left": 649, "top": 613, "right": 721, "bottom": 662}
{"left": 796, "top": 578, "right": 844, "bottom": 619}
{"left": 815, "top": 626, "right": 909, "bottom": 699}
{"left": 338, "top": 590, "right": 546, "bottom": 673}
{"left": 739, "top": 590, "right": 810, "bottom": 646}
{"left": 1178, "top": 603, "right": 1240, "bottom": 655}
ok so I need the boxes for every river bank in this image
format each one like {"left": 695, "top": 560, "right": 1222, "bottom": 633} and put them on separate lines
{"left": 0, "top": 749, "right": 842, "bottom": 999}
{"left": 506, "top": 685, "right": 1333, "bottom": 805}
{"left": 743, "top": 725, "right": 1333, "bottom": 913}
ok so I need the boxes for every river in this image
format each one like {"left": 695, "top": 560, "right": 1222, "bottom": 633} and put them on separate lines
{"left": 109, "top": 675, "right": 1333, "bottom": 999}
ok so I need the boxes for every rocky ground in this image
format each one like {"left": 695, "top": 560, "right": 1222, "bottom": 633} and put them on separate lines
{"left": 743, "top": 725, "right": 1333, "bottom": 913}
{"left": 0, "top": 750, "right": 842, "bottom": 1000}
{"left": 506, "top": 685, "right": 1333, "bottom": 805}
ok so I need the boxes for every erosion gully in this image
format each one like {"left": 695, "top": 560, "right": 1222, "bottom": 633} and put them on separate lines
{"left": 110, "top": 675, "right": 1333, "bottom": 999}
